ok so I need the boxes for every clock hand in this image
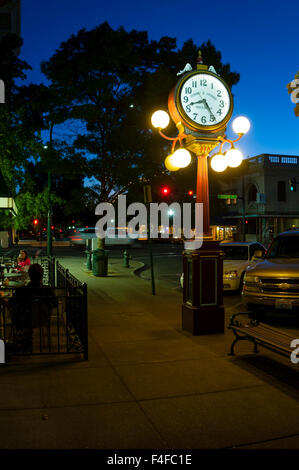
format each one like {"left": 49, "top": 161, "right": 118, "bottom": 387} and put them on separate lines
{"left": 189, "top": 99, "right": 204, "bottom": 106}
{"left": 202, "top": 99, "right": 215, "bottom": 119}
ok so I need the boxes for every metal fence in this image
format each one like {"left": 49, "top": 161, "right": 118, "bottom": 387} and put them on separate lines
{"left": 0, "top": 257, "right": 88, "bottom": 361}
{"left": 56, "top": 260, "right": 84, "bottom": 290}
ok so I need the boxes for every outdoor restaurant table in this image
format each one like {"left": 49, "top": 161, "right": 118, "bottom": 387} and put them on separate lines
{"left": 4, "top": 272, "right": 24, "bottom": 280}
{"left": 3, "top": 271, "right": 28, "bottom": 288}
{"left": 4, "top": 281, "right": 25, "bottom": 287}
{"left": 0, "top": 263, "right": 16, "bottom": 272}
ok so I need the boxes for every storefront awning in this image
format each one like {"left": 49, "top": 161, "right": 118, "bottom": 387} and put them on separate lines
{"left": 0, "top": 197, "right": 18, "bottom": 216}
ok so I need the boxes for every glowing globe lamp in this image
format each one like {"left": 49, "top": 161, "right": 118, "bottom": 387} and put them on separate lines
{"left": 151, "top": 110, "right": 170, "bottom": 129}
{"left": 211, "top": 154, "right": 227, "bottom": 172}
{"left": 232, "top": 116, "right": 250, "bottom": 135}
{"left": 170, "top": 148, "right": 191, "bottom": 168}
{"left": 165, "top": 154, "right": 180, "bottom": 171}
{"left": 226, "top": 148, "right": 243, "bottom": 168}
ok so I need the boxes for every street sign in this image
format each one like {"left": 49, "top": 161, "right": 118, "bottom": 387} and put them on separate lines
{"left": 217, "top": 194, "right": 238, "bottom": 199}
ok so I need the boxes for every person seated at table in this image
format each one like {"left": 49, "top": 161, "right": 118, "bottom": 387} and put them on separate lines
{"left": 16, "top": 264, "right": 56, "bottom": 301}
{"left": 26, "top": 263, "right": 46, "bottom": 289}
{"left": 17, "top": 250, "right": 31, "bottom": 271}
{"left": 11, "top": 264, "right": 54, "bottom": 353}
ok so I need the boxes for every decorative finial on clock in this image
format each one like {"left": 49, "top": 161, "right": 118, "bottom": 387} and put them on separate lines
{"left": 197, "top": 49, "right": 208, "bottom": 71}
{"left": 197, "top": 49, "right": 203, "bottom": 65}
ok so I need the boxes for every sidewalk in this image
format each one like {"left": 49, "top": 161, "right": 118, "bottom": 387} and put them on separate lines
{"left": 0, "top": 255, "right": 299, "bottom": 449}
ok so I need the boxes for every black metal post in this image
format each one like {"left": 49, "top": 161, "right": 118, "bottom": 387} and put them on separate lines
{"left": 47, "top": 123, "right": 54, "bottom": 257}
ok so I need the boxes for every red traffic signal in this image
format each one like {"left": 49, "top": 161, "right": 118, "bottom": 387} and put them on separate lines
{"left": 188, "top": 190, "right": 194, "bottom": 196}
{"left": 33, "top": 219, "right": 38, "bottom": 226}
{"left": 161, "top": 186, "right": 170, "bottom": 196}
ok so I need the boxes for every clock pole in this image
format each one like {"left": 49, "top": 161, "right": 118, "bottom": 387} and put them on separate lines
{"left": 197, "top": 152, "right": 209, "bottom": 233}
{"left": 182, "top": 133, "right": 225, "bottom": 335}
{"left": 186, "top": 139, "right": 218, "bottom": 235}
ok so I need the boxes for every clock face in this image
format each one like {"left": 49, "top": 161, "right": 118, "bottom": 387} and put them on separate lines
{"left": 178, "top": 72, "right": 232, "bottom": 129}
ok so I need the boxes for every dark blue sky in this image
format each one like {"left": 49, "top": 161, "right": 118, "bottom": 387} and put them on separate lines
{"left": 21, "top": 0, "right": 298, "bottom": 158}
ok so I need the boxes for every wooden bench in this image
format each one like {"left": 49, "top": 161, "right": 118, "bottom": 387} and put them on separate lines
{"left": 228, "top": 312, "right": 296, "bottom": 359}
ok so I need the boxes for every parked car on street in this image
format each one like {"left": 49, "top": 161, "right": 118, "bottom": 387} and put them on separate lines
{"left": 180, "top": 241, "right": 266, "bottom": 291}
{"left": 220, "top": 241, "right": 266, "bottom": 291}
{"left": 243, "top": 230, "right": 299, "bottom": 313}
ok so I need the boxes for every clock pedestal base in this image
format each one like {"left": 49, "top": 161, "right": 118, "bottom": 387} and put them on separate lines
{"left": 182, "top": 239, "right": 224, "bottom": 336}
{"left": 182, "top": 304, "right": 224, "bottom": 335}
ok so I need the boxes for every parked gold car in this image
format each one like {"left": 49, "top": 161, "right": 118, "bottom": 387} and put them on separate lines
{"left": 243, "top": 230, "right": 299, "bottom": 313}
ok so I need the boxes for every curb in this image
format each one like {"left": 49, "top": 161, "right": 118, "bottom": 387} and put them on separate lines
{"left": 19, "top": 241, "right": 70, "bottom": 247}
{"left": 132, "top": 260, "right": 147, "bottom": 277}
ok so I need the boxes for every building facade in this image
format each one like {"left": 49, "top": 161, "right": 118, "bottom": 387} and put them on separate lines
{"left": 0, "top": 0, "right": 21, "bottom": 47}
{"left": 219, "top": 154, "right": 299, "bottom": 245}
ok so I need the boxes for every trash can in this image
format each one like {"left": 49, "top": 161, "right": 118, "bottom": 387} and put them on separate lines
{"left": 92, "top": 249, "right": 108, "bottom": 277}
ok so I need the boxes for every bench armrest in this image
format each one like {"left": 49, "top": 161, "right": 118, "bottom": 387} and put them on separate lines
{"left": 229, "top": 312, "right": 257, "bottom": 328}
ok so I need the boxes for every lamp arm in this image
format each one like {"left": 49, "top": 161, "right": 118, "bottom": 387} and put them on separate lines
{"left": 218, "top": 133, "right": 244, "bottom": 153}
{"left": 158, "top": 129, "right": 186, "bottom": 141}
{"left": 158, "top": 129, "right": 188, "bottom": 154}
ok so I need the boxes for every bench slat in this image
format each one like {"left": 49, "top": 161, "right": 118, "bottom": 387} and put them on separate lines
{"left": 232, "top": 325, "right": 293, "bottom": 353}
{"left": 248, "top": 322, "right": 296, "bottom": 340}
{"left": 241, "top": 326, "right": 293, "bottom": 344}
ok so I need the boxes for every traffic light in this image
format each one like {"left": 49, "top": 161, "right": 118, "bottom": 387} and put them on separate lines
{"left": 161, "top": 186, "right": 171, "bottom": 196}
{"left": 289, "top": 177, "right": 297, "bottom": 192}
{"left": 188, "top": 190, "right": 194, "bottom": 197}
{"left": 33, "top": 219, "right": 38, "bottom": 226}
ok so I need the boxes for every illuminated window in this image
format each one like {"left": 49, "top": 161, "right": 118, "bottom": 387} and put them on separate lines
{"left": 281, "top": 157, "right": 298, "bottom": 164}
{"left": 269, "top": 156, "right": 280, "bottom": 163}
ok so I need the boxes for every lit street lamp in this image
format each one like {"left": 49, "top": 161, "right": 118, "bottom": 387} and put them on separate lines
{"left": 151, "top": 50, "right": 250, "bottom": 335}
{"left": 152, "top": 109, "right": 250, "bottom": 234}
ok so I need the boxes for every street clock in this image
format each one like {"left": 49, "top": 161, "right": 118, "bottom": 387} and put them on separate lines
{"left": 168, "top": 70, "right": 233, "bottom": 134}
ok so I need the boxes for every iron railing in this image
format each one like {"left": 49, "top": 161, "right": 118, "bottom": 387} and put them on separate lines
{"left": 0, "top": 289, "right": 87, "bottom": 358}
{"left": 0, "top": 257, "right": 88, "bottom": 360}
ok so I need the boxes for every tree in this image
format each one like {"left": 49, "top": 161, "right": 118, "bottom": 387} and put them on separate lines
{"left": 40, "top": 23, "right": 240, "bottom": 245}
{"left": 0, "top": 34, "right": 53, "bottom": 237}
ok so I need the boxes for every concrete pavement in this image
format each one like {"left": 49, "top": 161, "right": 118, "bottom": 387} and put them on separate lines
{"left": 0, "top": 253, "right": 299, "bottom": 449}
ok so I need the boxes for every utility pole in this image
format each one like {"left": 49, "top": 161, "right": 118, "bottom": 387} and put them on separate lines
{"left": 47, "top": 122, "right": 54, "bottom": 257}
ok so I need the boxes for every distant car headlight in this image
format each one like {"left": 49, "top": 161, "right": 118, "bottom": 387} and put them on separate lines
{"left": 223, "top": 270, "right": 239, "bottom": 279}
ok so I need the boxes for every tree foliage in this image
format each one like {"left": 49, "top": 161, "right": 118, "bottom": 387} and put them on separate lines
{"left": 41, "top": 22, "right": 240, "bottom": 209}
{"left": 0, "top": 25, "right": 240, "bottom": 231}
